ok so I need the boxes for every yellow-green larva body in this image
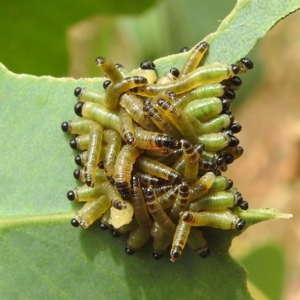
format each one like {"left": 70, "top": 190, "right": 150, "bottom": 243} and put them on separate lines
{"left": 85, "top": 123, "right": 103, "bottom": 187}
{"left": 73, "top": 195, "right": 110, "bottom": 229}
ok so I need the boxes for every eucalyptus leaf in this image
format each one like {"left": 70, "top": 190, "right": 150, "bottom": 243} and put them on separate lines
{"left": 1, "top": 0, "right": 299, "bottom": 299}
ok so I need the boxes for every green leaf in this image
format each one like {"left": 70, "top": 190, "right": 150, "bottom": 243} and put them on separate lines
{"left": 1, "top": 0, "right": 298, "bottom": 299}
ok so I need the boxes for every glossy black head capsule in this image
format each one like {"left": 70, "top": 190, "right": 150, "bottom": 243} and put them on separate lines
{"left": 67, "top": 190, "right": 75, "bottom": 201}
{"left": 170, "top": 67, "right": 180, "bottom": 78}
{"left": 75, "top": 155, "right": 83, "bottom": 166}
{"left": 71, "top": 218, "right": 80, "bottom": 227}
{"left": 231, "top": 64, "right": 240, "bottom": 74}
{"left": 125, "top": 247, "right": 135, "bottom": 255}
{"left": 179, "top": 46, "right": 190, "bottom": 53}
{"left": 61, "top": 122, "right": 69, "bottom": 132}
{"left": 236, "top": 219, "right": 246, "bottom": 230}
{"left": 74, "top": 102, "right": 83, "bottom": 117}
{"left": 140, "top": 60, "right": 156, "bottom": 70}
{"left": 73, "top": 169, "right": 81, "bottom": 180}
{"left": 241, "top": 58, "right": 254, "bottom": 69}
{"left": 228, "top": 136, "right": 240, "bottom": 147}
{"left": 103, "top": 80, "right": 111, "bottom": 90}
{"left": 74, "top": 87, "right": 82, "bottom": 97}
{"left": 152, "top": 252, "right": 163, "bottom": 260}
{"left": 230, "top": 122, "right": 242, "bottom": 133}
{"left": 199, "top": 249, "right": 210, "bottom": 258}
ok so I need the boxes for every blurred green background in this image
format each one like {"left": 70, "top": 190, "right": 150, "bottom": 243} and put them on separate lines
{"left": 1, "top": 1, "right": 298, "bottom": 299}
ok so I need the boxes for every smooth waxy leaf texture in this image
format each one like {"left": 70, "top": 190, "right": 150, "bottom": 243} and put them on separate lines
{"left": 0, "top": 0, "right": 298, "bottom": 299}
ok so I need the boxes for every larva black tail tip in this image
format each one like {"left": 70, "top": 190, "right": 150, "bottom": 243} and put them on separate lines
{"left": 152, "top": 252, "right": 163, "bottom": 260}
{"left": 75, "top": 155, "right": 83, "bottom": 166}
{"left": 198, "top": 41, "right": 209, "bottom": 49}
{"left": 99, "top": 222, "right": 109, "bottom": 230}
{"left": 111, "top": 229, "right": 121, "bottom": 238}
{"left": 103, "top": 80, "right": 111, "bottom": 90}
{"left": 73, "top": 169, "right": 81, "bottom": 180}
{"left": 199, "top": 249, "right": 210, "bottom": 258}
{"left": 140, "top": 60, "right": 156, "bottom": 70}
{"left": 95, "top": 56, "right": 105, "bottom": 66}
{"left": 236, "top": 219, "right": 246, "bottom": 230}
{"left": 67, "top": 190, "right": 75, "bottom": 201}
{"left": 85, "top": 178, "right": 93, "bottom": 187}
{"left": 240, "top": 201, "right": 249, "bottom": 210}
{"left": 125, "top": 247, "right": 135, "bottom": 255}
{"left": 170, "top": 250, "right": 181, "bottom": 262}
{"left": 179, "top": 46, "right": 190, "bottom": 53}
{"left": 74, "top": 102, "right": 83, "bottom": 117}
{"left": 231, "top": 64, "right": 240, "bottom": 74}
{"left": 61, "top": 122, "right": 69, "bottom": 132}
{"left": 221, "top": 98, "right": 231, "bottom": 111}
{"left": 74, "top": 87, "right": 82, "bottom": 97}
{"left": 70, "top": 218, "right": 80, "bottom": 227}
{"left": 241, "top": 58, "right": 254, "bottom": 69}
{"left": 69, "top": 139, "right": 77, "bottom": 150}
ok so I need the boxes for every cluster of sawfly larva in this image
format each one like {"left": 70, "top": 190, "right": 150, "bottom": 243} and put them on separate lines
{"left": 61, "top": 41, "right": 254, "bottom": 262}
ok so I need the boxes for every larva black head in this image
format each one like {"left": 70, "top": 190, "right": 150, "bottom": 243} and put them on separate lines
{"left": 115, "top": 63, "right": 123, "bottom": 68}
{"left": 125, "top": 247, "right": 135, "bottom": 255}
{"left": 224, "top": 154, "right": 234, "bottom": 164}
{"left": 73, "top": 169, "right": 81, "bottom": 180}
{"left": 229, "top": 76, "right": 242, "bottom": 87}
{"left": 152, "top": 252, "right": 163, "bottom": 260}
{"left": 179, "top": 46, "right": 190, "bottom": 53}
{"left": 231, "top": 64, "right": 240, "bottom": 74}
{"left": 226, "top": 179, "right": 233, "bottom": 190}
{"left": 69, "top": 139, "right": 78, "bottom": 150}
{"left": 214, "top": 169, "right": 222, "bottom": 176}
{"left": 170, "top": 67, "right": 180, "bottom": 78}
{"left": 99, "top": 222, "right": 109, "bottom": 230}
{"left": 221, "top": 98, "right": 231, "bottom": 111}
{"left": 85, "top": 176, "right": 93, "bottom": 187}
{"left": 241, "top": 58, "right": 254, "bottom": 69}
{"left": 103, "top": 80, "right": 111, "bottom": 90}
{"left": 229, "top": 136, "right": 240, "bottom": 147}
{"left": 230, "top": 122, "right": 242, "bottom": 133}
{"left": 75, "top": 155, "right": 83, "bottom": 166}
{"left": 199, "top": 249, "right": 210, "bottom": 259}
{"left": 61, "top": 122, "right": 69, "bottom": 132}
{"left": 67, "top": 190, "right": 76, "bottom": 201}
{"left": 140, "top": 60, "right": 156, "bottom": 70}
{"left": 236, "top": 219, "right": 246, "bottom": 230}
{"left": 239, "top": 201, "right": 249, "bottom": 210}
{"left": 74, "top": 87, "right": 82, "bottom": 97}
{"left": 216, "top": 156, "right": 225, "bottom": 166}
{"left": 98, "top": 161, "right": 105, "bottom": 169}
{"left": 225, "top": 89, "right": 236, "bottom": 100}
{"left": 74, "top": 102, "right": 83, "bottom": 117}
{"left": 111, "top": 229, "right": 121, "bottom": 238}
{"left": 70, "top": 218, "right": 80, "bottom": 227}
